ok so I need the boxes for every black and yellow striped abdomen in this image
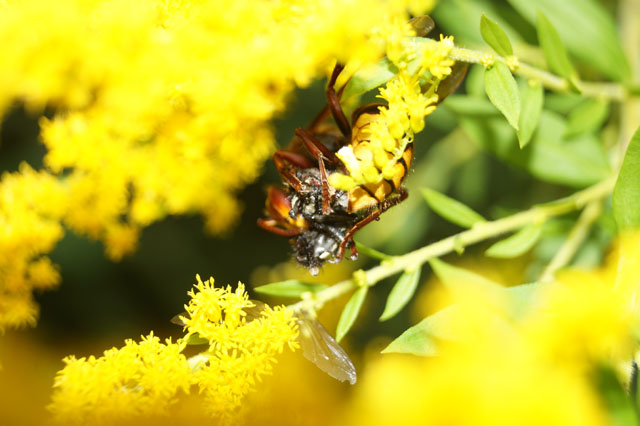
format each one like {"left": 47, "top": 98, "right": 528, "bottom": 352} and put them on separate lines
{"left": 346, "top": 111, "right": 413, "bottom": 213}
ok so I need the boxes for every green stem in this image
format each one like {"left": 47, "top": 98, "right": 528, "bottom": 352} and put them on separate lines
{"left": 446, "top": 44, "right": 628, "bottom": 101}
{"left": 290, "top": 176, "right": 616, "bottom": 312}
{"left": 539, "top": 200, "right": 603, "bottom": 283}
{"left": 618, "top": 0, "right": 640, "bottom": 155}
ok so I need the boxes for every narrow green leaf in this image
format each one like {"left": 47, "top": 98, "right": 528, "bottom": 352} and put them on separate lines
{"left": 354, "top": 241, "right": 391, "bottom": 261}
{"left": 613, "top": 127, "right": 640, "bottom": 230}
{"left": 485, "top": 224, "right": 543, "bottom": 258}
{"left": 382, "top": 305, "right": 461, "bottom": 355}
{"left": 480, "top": 13, "right": 513, "bottom": 57}
{"left": 484, "top": 61, "right": 520, "bottom": 130}
{"left": 517, "top": 80, "right": 544, "bottom": 148}
{"left": 564, "top": 99, "right": 610, "bottom": 138}
{"left": 336, "top": 286, "right": 368, "bottom": 342}
{"left": 382, "top": 282, "right": 541, "bottom": 355}
{"left": 379, "top": 267, "right": 422, "bottom": 322}
{"left": 421, "top": 188, "right": 485, "bottom": 228}
{"left": 505, "top": 0, "right": 629, "bottom": 81}
{"left": 536, "top": 11, "right": 576, "bottom": 80}
{"left": 184, "top": 333, "right": 208, "bottom": 345}
{"left": 254, "top": 280, "right": 328, "bottom": 298}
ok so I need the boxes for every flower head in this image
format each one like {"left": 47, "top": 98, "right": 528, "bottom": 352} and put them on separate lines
{"left": 50, "top": 276, "right": 299, "bottom": 423}
{"left": 49, "top": 333, "right": 191, "bottom": 425}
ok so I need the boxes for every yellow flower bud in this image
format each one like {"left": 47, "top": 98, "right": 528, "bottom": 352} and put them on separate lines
{"left": 328, "top": 173, "right": 357, "bottom": 191}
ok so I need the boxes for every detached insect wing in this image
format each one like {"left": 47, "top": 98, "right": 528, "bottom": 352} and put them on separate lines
{"left": 172, "top": 301, "right": 357, "bottom": 384}
{"left": 296, "top": 309, "right": 357, "bottom": 385}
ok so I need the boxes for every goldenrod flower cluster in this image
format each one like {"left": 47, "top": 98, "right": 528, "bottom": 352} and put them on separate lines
{"left": 0, "top": 0, "right": 435, "bottom": 329}
{"left": 49, "top": 333, "right": 191, "bottom": 424}
{"left": 348, "top": 234, "right": 640, "bottom": 426}
{"left": 49, "top": 276, "right": 299, "bottom": 424}
{"left": 329, "top": 36, "right": 453, "bottom": 191}
{"left": 181, "top": 276, "right": 299, "bottom": 419}
{"left": 0, "top": 164, "right": 66, "bottom": 329}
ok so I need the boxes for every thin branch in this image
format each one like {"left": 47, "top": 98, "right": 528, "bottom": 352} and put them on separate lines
{"left": 445, "top": 44, "right": 628, "bottom": 101}
{"left": 290, "top": 176, "right": 616, "bottom": 312}
{"left": 539, "top": 200, "right": 603, "bottom": 283}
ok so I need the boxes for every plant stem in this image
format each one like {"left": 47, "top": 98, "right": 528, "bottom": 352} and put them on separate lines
{"left": 289, "top": 176, "right": 616, "bottom": 312}
{"left": 539, "top": 200, "right": 603, "bottom": 283}
{"left": 445, "top": 44, "right": 627, "bottom": 101}
{"left": 618, "top": 0, "right": 640, "bottom": 155}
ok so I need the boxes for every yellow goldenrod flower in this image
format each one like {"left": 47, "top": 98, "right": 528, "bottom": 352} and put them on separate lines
{"left": 0, "top": 164, "right": 67, "bottom": 330}
{"left": 182, "top": 276, "right": 299, "bottom": 420}
{"left": 421, "top": 35, "right": 455, "bottom": 80}
{"left": 49, "top": 276, "right": 299, "bottom": 423}
{"left": 49, "top": 333, "right": 191, "bottom": 425}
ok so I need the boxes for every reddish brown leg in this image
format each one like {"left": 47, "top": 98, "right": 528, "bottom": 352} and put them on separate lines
{"left": 327, "top": 64, "right": 351, "bottom": 138}
{"left": 273, "top": 150, "right": 314, "bottom": 191}
{"left": 335, "top": 189, "right": 409, "bottom": 261}
{"left": 295, "top": 128, "right": 338, "bottom": 163}
{"left": 257, "top": 218, "right": 303, "bottom": 237}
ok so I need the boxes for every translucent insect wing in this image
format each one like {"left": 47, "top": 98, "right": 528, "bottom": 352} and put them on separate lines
{"left": 297, "top": 310, "right": 357, "bottom": 385}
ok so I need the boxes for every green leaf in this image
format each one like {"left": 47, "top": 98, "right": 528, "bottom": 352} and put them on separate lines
{"left": 517, "top": 80, "right": 544, "bottom": 148}
{"left": 458, "top": 107, "right": 610, "bottom": 187}
{"left": 485, "top": 224, "right": 543, "bottom": 258}
{"left": 381, "top": 305, "right": 461, "bottom": 355}
{"left": 184, "top": 333, "right": 208, "bottom": 345}
{"left": 421, "top": 188, "right": 485, "bottom": 228}
{"left": 383, "top": 282, "right": 541, "bottom": 355}
{"left": 254, "top": 280, "right": 328, "bottom": 298}
{"left": 613, "top": 127, "right": 640, "bottom": 230}
{"left": 506, "top": 0, "right": 629, "bottom": 81}
{"left": 564, "top": 99, "right": 610, "bottom": 138}
{"left": 536, "top": 11, "right": 576, "bottom": 81}
{"left": 336, "top": 286, "right": 368, "bottom": 342}
{"left": 484, "top": 61, "right": 521, "bottom": 130}
{"left": 480, "top": 13, "right": 513, "bottom": 57}
{"left": 354, "top": 241, "right": 391, "bottom": 261}
{"left": 379, "top": 267, "right": 422, "bottom": 322}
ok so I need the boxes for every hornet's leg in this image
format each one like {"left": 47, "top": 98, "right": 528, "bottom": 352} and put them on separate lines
{"left": 326, "top": 63, "right": 351, "bottom": 138}
{"left": 257, "top": 219, "right": 303, "bottom": 237}
{"left": 335, "top": 189, "right": 409, "bottom": 261}
{"left": 273, "top": 150, "right": 314, "bottom": 191}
